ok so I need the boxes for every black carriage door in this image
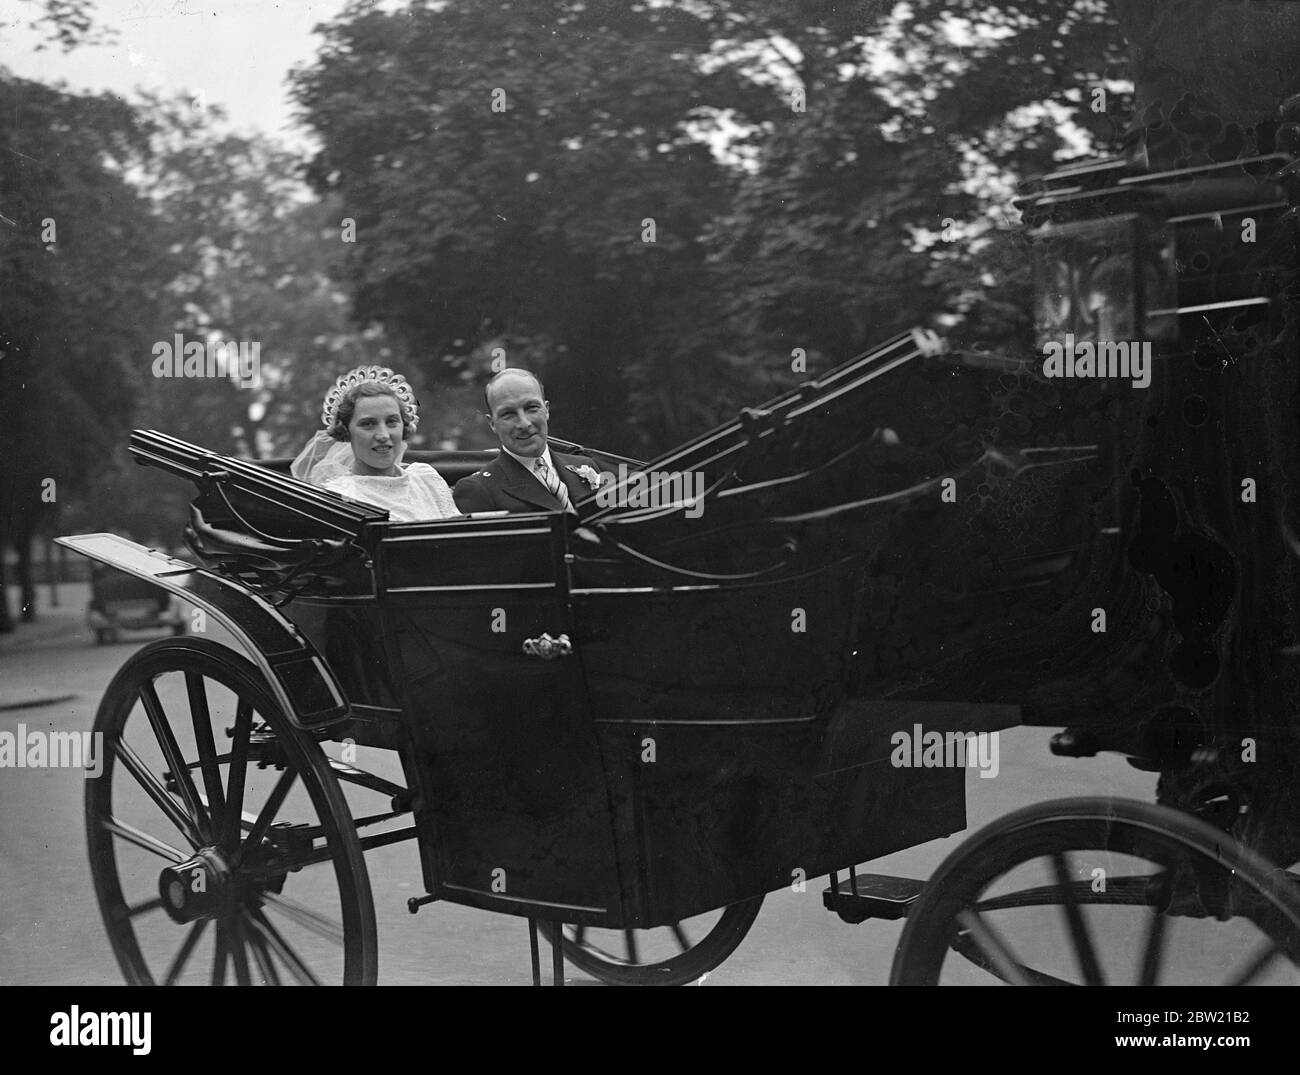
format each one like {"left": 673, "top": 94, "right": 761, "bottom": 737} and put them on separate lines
{"left": 378, "top": 513, "right": 622, "bottom": 925}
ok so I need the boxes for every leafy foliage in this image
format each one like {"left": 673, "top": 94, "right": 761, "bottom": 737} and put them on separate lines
{"left": 17, "top": 0, "right": 116, "bottom": 51}
{"left": 0, "top": 79, "right": 399, "bottom": 624}
{"left": 292, "top": 0, "right": 754, "bottom": 452}
{"left": 292, "top": 0, "right": 1132, "bottom": 454}
{"left": 0, "top": 73, "right": 170, "bottom": 623}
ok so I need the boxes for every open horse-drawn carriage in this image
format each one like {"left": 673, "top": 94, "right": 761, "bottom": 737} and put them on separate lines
{"left": 58, "top": 144, "right": 1300, "bottom": 985}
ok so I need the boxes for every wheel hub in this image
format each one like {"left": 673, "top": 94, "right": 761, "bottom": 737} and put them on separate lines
{"left": 159, "top": 848, "right": 233, "bottom": 924}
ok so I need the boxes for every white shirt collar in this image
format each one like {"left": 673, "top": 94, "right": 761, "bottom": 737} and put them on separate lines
{"left": 502, "top": 444, "right": 554, "bottom": 480}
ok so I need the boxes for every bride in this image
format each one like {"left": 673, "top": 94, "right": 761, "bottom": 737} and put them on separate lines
{"left": 291, "top": 365, "right": 459, "bottom": 522}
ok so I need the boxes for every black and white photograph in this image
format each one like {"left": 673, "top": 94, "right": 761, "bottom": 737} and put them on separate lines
{"left": 1, "top": 0, "right": 1298, "bottom": 1029}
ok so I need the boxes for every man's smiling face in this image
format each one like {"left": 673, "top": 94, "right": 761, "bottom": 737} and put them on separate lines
{"left": 486, "top": 372, "right": 549, "bottom": 458}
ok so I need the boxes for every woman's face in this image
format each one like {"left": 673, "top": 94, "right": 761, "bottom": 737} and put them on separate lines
{"left": 347, "top": 394, "right": 405, "bottom": 475}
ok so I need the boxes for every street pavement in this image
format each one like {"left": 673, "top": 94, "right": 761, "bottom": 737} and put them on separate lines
{"left": 0, "top": 582, "right": 1171, "bottom": 986}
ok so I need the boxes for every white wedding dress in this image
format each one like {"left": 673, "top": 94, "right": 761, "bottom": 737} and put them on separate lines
{"left": 323, "top": 463, "right": 459, "bottom": 522}
{"left": 291, "top": 434, "right": 459, "bottom": 522}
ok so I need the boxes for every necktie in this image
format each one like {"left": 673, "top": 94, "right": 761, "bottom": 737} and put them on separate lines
{"left": 535, "top": 457, "right": 575, "bottom": 514}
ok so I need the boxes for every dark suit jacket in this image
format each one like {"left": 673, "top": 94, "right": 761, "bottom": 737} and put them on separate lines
{"left": 452, "top": 449, "right": 600, "bottom": 515}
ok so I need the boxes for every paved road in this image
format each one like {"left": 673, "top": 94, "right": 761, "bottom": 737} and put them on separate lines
{"left": 0, "top": 583, "right": 1190, "bottom": 986}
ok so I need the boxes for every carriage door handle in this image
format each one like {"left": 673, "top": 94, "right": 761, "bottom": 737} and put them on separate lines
{"left": 522, "top": 633, "right": 572, "bottom": 660}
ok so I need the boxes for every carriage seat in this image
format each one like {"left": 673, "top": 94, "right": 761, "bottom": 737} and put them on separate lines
{"left": 253, "top": 449, "right": 503, "bottom": 486}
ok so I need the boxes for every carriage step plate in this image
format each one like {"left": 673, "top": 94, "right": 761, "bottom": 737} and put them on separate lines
{"left": 822, "top": 874, "right": 925, "bottom": 924}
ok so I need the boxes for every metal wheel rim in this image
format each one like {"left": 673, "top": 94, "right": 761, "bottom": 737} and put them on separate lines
{"left": 85, "top": 637, "right": 378, "bottom": 985}
{"left": 539, "top": 896, "right": 763, "bottom": 985}
{"left": 890, "top": 796, "right": 1300, "bottom": 986}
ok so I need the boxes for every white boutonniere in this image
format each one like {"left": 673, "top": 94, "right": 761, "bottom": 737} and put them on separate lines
{"left": 567, "top": 464, "right": 604, "bottom": 490}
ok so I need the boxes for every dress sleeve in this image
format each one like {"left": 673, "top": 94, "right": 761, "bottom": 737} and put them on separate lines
{"left": 416, "top": 465, "right": 462, "bottom": 518}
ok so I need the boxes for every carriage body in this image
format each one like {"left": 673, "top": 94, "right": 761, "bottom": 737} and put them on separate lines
{"left": 284, "top": 508, "right": 981, "bottom": 930}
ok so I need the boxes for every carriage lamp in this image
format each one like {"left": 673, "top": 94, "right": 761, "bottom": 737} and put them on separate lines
{"left": 1031, "top": 212, "right": 1178, "bottom": 350}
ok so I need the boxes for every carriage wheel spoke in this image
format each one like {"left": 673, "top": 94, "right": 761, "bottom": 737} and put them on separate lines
{"left": 624, "top": 930, "right": 639, "bottom": 965}
{"left": 1051, "top": 852, "right": 1105, "bottom": 985}
{"left": 246, "top": 908, "right": 322, "bottom": 986}
{"left": 163, "top": 919, "right": 209, "bottom": 986}
{"left": 139, "top": 680, "right": 210, "bottom": 842}
{"left": 246, "top": 922, "right": 282, "bottom": 986}
{"left": 114, "top": 740, "right": 202, "bottom": 849}
{"left": 233, "top": 769, "right": 298, "bottom": 869}
{"left": 211, "top": 921, "right": 229, "bottom": 986}
{"left": 102, "top": 816, "right": 186, "bottom": 863}
{"left": 669, "top": 923, "right": 691, "bottom": 952}
{"left": 972, "top": 875, "right": 1153, "bottom": 912}
{"left": 126, "top": 896, "right": 165, "bottom": 918}
{"left": 949, "top": 923, "right": 1075, "bottom": 984}
{"left": 955, "top": 909, "right": 1035, "bottom": 986}
{"left": 222, "top": 700, "right": 255, "bottom": 851}
{"left": 186, "top": 672, "right": 226, "bottom": 839}
{"left": 260, "top": 891, "right": 346, "bottom": 946}
{"left": 108, "top": 894, "right": 167, "bottom": 925}
{"left": 229, "top": 916, "right": 253, "bottom": 986}
{"left": 1138, "top": 908, "right": 1167, "bottom": 986}
{"left": 1226, "top": 939, "right": 1284, "bottom": 985}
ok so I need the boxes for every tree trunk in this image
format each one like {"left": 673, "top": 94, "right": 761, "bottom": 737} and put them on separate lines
{"left": 16, "top": 530, "right": 35, "bottom": 622}
{"left": 0, "top": 526, "right": 11, "bottom": 633}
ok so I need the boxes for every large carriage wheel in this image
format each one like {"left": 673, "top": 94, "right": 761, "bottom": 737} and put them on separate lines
{"left": 86, "top": 637, "right": 378, "bottom": 985}
{"left": 891, "top": 797, "right": 1300, "bottom": 985}
{"left": 539, "top": 897, "right": 763, "bottom": 986}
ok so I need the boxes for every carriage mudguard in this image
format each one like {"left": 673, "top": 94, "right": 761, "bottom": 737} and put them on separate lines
{"left": 55, "top": 533, "right": 349, "bottom": 729}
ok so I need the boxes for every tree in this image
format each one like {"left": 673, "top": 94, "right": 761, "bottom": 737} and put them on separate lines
{"left": 700, "top": 0, "right": 1133, "bottom": 364}
{"left": 293, "top": 0, "right": 1139, "bottom": 454}
{"left": 293, "top": 0, "right": 752, "bottom": 454}
{"left": 0, "top": 70, "right": 431, "bottom": 628}
{"left": 16, "top": 0, "right": 116, "bottom": 52}
{"left": 0, "top": 74, "right": 174, "bottom": 627}
{"left": 128, "top": 94, "right": 403, "bottom": 462}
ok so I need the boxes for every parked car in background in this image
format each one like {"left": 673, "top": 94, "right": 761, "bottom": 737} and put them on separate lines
{"left": 87, "top": 561, "right": 188, "bottom": 644}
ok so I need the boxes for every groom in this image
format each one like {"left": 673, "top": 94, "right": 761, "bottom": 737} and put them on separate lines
{"left": 453, "top": 368, "right": 602, "bottom": 515}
